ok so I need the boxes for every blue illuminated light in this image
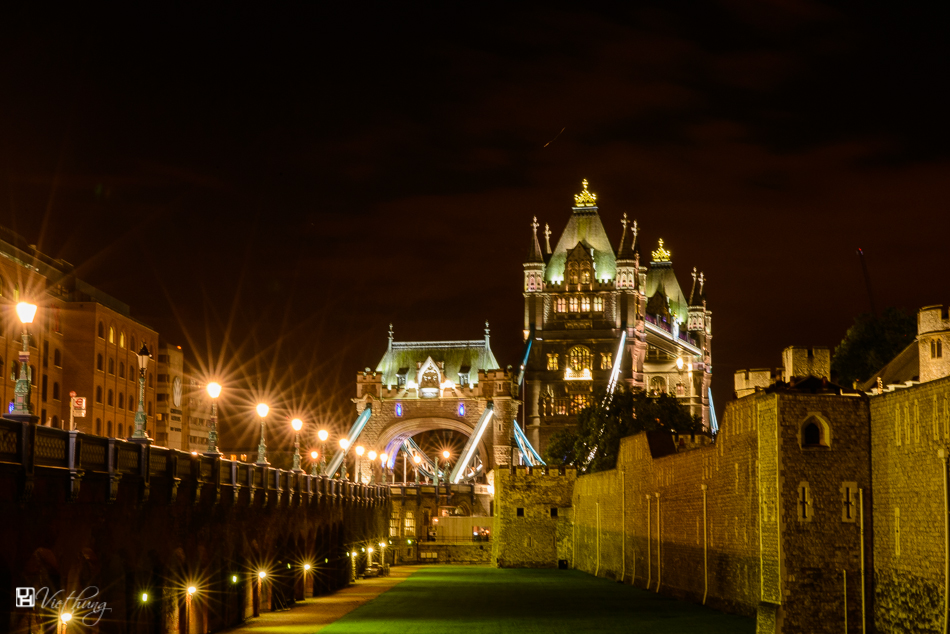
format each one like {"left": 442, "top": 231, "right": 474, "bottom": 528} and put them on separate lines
{"left": 458, "top": 403, "right": 465, "bottom": 417}
{"left": 395, "top": 403, "right": 403, "bottom": 417}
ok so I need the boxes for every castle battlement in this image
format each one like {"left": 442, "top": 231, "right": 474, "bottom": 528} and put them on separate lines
{"left": 918, "top": 305, "right": 950, "bottom": 335}
{"left": 781, "top": 345, "right": 830, "bottom": 382}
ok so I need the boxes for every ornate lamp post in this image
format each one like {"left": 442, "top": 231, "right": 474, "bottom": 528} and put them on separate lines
{"left": 310, "top": 451, "right": 319, "bottom": 476}
{"left": 339, "top": 438, "right": 350, "bottom": 481}
{"left": 367, "top": 450, "right": 377, "bottom": 484}
{"left": 413, "top": 454, "right": 422, "bottom": 485}
{"left": 205, "top": 382, "right": 222, "bottom": 455}
{"left": 10, "top": 302, "right": 37, "bottom": 421}
{"left": 291, "top": 418, "right": 304, "bottom": 473}
{"left": 256, "top": 403, "right": 269, "bottom": 465}
{"left": 318, "top": 429, "right": 329, "bottom": 475}
{"left": 379, "top": 452, "right": 388, "bottom": 485}
{"left": 131, "top": 343, "right": 153, "bottom": 441}
{"left": 355, "top": 445, "right": 365, "bottom": 483}
{"left": 440, "top": 450, "right": 451, "bottom": 506}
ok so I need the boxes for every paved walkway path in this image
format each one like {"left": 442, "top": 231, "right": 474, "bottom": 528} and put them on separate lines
{"left": 223, "top": 566, "right": 424, "bottom": 634}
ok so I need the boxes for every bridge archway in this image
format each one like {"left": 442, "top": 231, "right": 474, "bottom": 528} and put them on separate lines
{"left": 374, "top": 417, "right": 489, "bottom": 471}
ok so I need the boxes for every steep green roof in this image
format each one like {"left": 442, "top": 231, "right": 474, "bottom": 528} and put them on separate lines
{"left": 644, "top": 261, "right": 689, "bottom": 325}
{"left": 545, "top": 206, "right": 616, "bottom": 283}
{"left": 376, "top": 339, "right": 499, "bottom": 388}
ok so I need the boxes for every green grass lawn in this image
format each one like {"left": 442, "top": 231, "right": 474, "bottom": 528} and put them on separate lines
{"left": 322, "top": 566, "right": 755, "bottom": 634}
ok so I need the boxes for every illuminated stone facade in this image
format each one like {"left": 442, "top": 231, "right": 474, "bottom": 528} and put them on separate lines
{"left": 522, "top": 181, "right": 713, "bottom": 456}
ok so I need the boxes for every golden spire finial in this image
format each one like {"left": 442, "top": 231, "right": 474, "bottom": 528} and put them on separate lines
{"left": 574, "top": 179, "right": 597, "bottom": 207}
{"left": 652, "top": 239, "right": 671, "bottom": 262}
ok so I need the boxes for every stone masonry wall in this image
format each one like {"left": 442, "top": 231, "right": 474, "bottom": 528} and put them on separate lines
{"left": 492, "top": 466, "right": 576, "bottom": 568}
{"left": 870, "top": 375, "right": 950, "bottom": 634}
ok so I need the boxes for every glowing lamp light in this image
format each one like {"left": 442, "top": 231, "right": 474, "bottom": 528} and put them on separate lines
{"left": 232, "top": 575, "right": 238, "bottom": 583}
{"left": 191, "top": 451, "right": 198, "bottom": 456}
{"left": 16, "top": 302, "right": 37, "bottom": 325}
{"left": 356, "top": 445, "right": 365, "bottom": 457}
{"left": 258, "top": 571, "right": 267, "bottom": 579}
{"left": 413, "top": 454, "right": 422, "bottom": 465}
{"left": 676, "top": 358, "right": 684, "bottom": 370}
{"left": 368, "top": 450, "right": 377, "bottom": 461}
{"left": 310, "top": 451, "right": 318, "bottom": 460}
{"left": 206, "top": 382, "right": 222, "bottom": 399}
{"left": 379, "top": 452, "right": 387, "bottom": 463}
{"left": 292, "top": 418, "right": 303, "bottom": 432}
{"left": 60, "top": 612, "right": 72, "bottom": 624}
{"left": 379, "top": 542, "right": 386, "bottom": 548}
{"left": 367, "top": 547, "right": 374, "bottom": 553}
{"left": 187, "top": 586, "right": 197, "bottom": 595}
{"left": 256, "top": 403, "right": 269, "bottom": 418}
{"left": 318, "top": 429, "right": 329, "bottom": 442}
{"left": 442, "top": 450, "right": 450, "bottom": 459}
{"left": 141, "top": 592, "right": 148, "bottom": 603}
{"left": 340, "top": 439, "right": 350, "bottom": 450}
{"left": 304, "top": 564, "right": 311, "bottom": 571}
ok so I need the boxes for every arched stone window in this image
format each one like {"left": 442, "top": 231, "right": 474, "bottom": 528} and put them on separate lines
{"left": 108, "top": 326, "right": 115, "bottom": 344}
{"left": 568, "top": 263, "right": 578, "bottom": 285}
{"left": 108, "top": 358, "right": 114, "bottom": 375}
{"left": 97, "top": 354, "right": 103, "bottom": 371}
{"left": 567, "top": 346, "right": 592, "bottom": 372}
{"left": 650, "top": 376, "right": 667, "bottom": 394}
{"left": 580, "top": 265, "right": 591, "bottom": 285}
{"left": 53, "top": 349, "right": 61, "bottom": 367}
{"left": 119, "top": 332, "right": 126, "bottom": 349}
{"left": 800, "top": 415, "right": 831, "bottom": 448}
{"left": 118, "top": 393, "right": 124, "bottom": 409}
{"left": 98, "top": 322, "right": 104, "bottom": 338}
{"left": 119, "top": 362, "right": 124, "bottom": 378}
{"left": 107, "top": 389, "right": 113, "bottom": 406}
{"left": 52, "top": 382, "right": 59, "bottom": 400}
{"left": 96, "top": 386, "right": 103, "bottom": 403}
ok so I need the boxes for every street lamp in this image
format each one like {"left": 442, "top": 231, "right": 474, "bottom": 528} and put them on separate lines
{"left": 131, "top": 343, "right": 152, "bottom": 441}
{"left": 439, "top": 450, "right": 451, "bottom": 505}
{"left": 339, "top": 438, "right": 350, "bottom": 481}
{"left": 205, "top": 382, "right": 222, "bottom": 455}
{"left": 256, "top": 403, "right": 269, "bottom": 465}
{"left": 310, "top": 450, "right": 319, "bottom": 476}
{"left": 380, "top": 452, "right": 388, "bottom": 485}
{"left": 368, "top": 450, "right": 377, "bottom": 483}
{"left": 355, "top": 445, "right": 365, "bottom": 483}
{"left": 291, "top": 418, "right": 304, "bottom": 473}
{"left": 318, "top": 429, "right": 329, "bottom": 475}
{"left": 413, "top": 453, "right": 422, "bottom": 485}
{"left": 10, "top": 302, "right": 36, "bottom": 421}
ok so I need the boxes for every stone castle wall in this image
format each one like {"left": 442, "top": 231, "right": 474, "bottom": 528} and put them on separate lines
{"left": 870, "top": 374, "right": 950, "bottom": 634}
{"left": 492, "top": 466, "right": 576, "bottom": 568}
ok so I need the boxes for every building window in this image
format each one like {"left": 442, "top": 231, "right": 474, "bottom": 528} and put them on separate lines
{"left": 567, "top": 346, "right": 592, "bottom": 375}
{"left": 53, "top": 382, "right": 60, "bottom": 400}
{"left": 555, "top": 297, "right": 566, "bottom": 313}
{"left": 404, "top": 511, "right": 415, "bottom": 535}
{"left": 580, "top": 267, "right": 591, "bottom": 284}
{"left": 54, "top": 349, "right": 61, "bottom": 367}
{"left": 157, "top": 394, "right": 167, "bottom": 402}
{"left": 458, "top": 372, "right": 469, "bottom": 386}
{"left": 119, "top": 362, "right": 124, "bottom": 378}
{"left": 650, "top": 376, "right": 667, "bottom": 394}
{"left": 841, "top": 482, "right": 858, "bottom": 522}
{"left": 107, "top": 389, "right": 113, "bottom": 406}
{"left": 580, "top": 296, "right": 591, "bottom": 312}
{"left": 53, "top": 307, "right": 61, "bottom": 333}
{"left": 98, "top": 322, "right": 104, "bottom": 338}
{"left": 568, "top": 297, "right": 579, "bottom": 312}
{"left": 147, "top": 402, "right": 152, "bottom": 416}
{"left": 568, "top": 263, "right": 578, "bottom": 285}
{"left": 107, "top": 420, "right": 113, "bottom": 436}
{"left": 550, "top": 508, "right": 558, "bottom": 518}
{"left": 933, "top": 339, "right": 943, "bottom": 358}
{"left": 600, "top": 353, "right": 613, "bottom": 370}
{"left": 96, "top": 418, "right": 102, "bottom": 435}
{"left": 41, "top": 375, "right": 48, "bottom": 401}
{"left": 43, "top": 342, "right": 48, "bottom": 368}
{"left": 547, "top": 353, "right": 559, "bottom": 371}
{"left": 96, "top": 386, "right": 102, "bottom": 403}
{"left": 97, "top": 354, "right": 103, "bottom": 371}
{"left": 593, "top": 296, "right": 604, "bottom": 311}
{"left": 390, "top": 511, "right": 400, "bottom": 537}
{"left": 108, "top": 358, "right": 115, "bottom": 375}
{"left": 801, "top": 415, "right": 830, "bottom": 448}
{"left": 109, "top": 326, "right": 115, "bottom": 344}
{"left": 118, "top": 423, "right": 123, "bottom": 437}
{"left": 130, "top": 336, "right": 136, "bottom": 351}
{"left": 516, "top": 508, "right": 525, "bottom": 517}
{"left": 118, "top": 393, "right": 124, "bottom": 409}
{"left": 797, "top": 482, "right": 812, "bottom": 522}
{"left": 120, "top": 332, "right": 126, "bottom": 349}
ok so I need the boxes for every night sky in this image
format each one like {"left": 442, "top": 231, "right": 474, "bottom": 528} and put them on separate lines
{"left": 1, "top": 4, "right": 947, "bottom": 450}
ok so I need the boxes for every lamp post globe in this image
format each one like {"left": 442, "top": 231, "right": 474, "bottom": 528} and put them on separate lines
{"left": 413, "top": 453, "right": 422, "bottom": 485}
{"left": 256, "top": 403, "right": 269, "bottom": 465}
{"left": 205, "top": 382, "right": 222, "bottom": 455}
{"left": 130, "top": 343, "right": 153, "bottom": 442}
{"left": 291, "top": 418, "right": 305, "bottom": 473}
{"left": 10, "top": 302, "right": 37, "bottom": 421}
{"left": 310, "top": 450, "right": 319, "bottom": 476}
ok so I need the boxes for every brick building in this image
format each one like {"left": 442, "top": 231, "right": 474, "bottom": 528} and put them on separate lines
{"left": 522, "top": 180, "right": 713, "bottom": 457}
{"left": 0, "top": 227, "right": 157, "bottom": 438}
